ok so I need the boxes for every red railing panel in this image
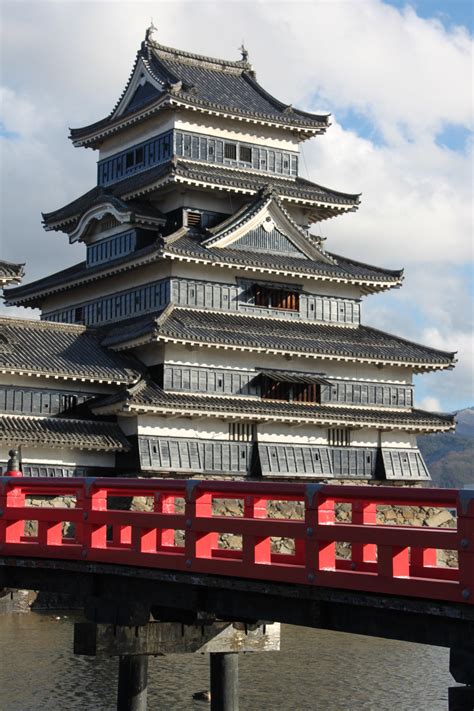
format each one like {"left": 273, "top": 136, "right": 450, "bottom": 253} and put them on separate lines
{"left": 0, "top": 477, "right": 472, "bottom": 605}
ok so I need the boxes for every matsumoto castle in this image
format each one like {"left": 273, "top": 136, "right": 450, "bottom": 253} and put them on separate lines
{"left": 0, "top": 28, "right": 456, "bottom": 481}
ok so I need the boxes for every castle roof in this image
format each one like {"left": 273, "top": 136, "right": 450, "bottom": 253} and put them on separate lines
{"left": 101, "top": 306, "right": 456, "bottom": 371}
{"left": 0, "top": 414, "right": 130, "bottom": 452}
{"left": 0, "top": 260, "right": 24, "bottom": 286}
{"left": 3, "top": 233, "right": 402, "bottom": 309}
{"left": 70, "top": 38, "right": 330, "bottom": 148}
{"left": 42, "top": 161, "right": 359, "bottom": 232}
{"left": 0, "top": 316, "right": 141, "bottom": 384}
{"left": 92, "top": 379, "right": 455, "bottom": 433}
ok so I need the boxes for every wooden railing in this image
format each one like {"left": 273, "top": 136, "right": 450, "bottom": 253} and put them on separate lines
{"left": 0, "top": 477, "right": 472, "bottom": 605}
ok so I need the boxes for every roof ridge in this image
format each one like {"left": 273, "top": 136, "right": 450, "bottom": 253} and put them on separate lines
{"left": 0, "top": 315, "right": 86, "bottom": 333}
{"left": 328, "top": 251, "right": 404, "bottom": 278}
{"left": 149, "top": 40, "right": 250, "bottom": 72}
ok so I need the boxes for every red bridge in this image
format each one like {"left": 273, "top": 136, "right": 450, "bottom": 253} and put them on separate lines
{"left": 1, "top": 476, "right": 473, "bottom": 710}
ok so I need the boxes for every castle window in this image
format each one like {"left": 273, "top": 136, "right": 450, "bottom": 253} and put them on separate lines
{"left": 74, "top": 306, "right": 84, "bottom": 323}
{"left": 328, "top": 428, "right": 351, "bottom": 447}
{"left": 224, "top": 143, "right": 237, "bottom": 160}
{"left": 229, "top": 422, "right": 255, "bottom": 442}
{"left": 186, "top": 211, "right": 202, "bottom": 227}
{"left": 253, "top": 284, "right": 299, "bottom": 311}
{"left": 260, "top": 373, "right": 321, "bottom": 404}
{"left": 239, "top": 145, "right": 252, "bottom": 163}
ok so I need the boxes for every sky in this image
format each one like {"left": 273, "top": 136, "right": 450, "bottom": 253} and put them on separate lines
{"left": 0, "top": 0, "right": 472, "bottom": 413}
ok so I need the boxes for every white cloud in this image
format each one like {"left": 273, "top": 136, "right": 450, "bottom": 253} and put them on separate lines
{"left": 0, "top": 0, "right": 472, "bottom": 411}
{"left": 418, "top": 396, "right": 442, "bottom": 412}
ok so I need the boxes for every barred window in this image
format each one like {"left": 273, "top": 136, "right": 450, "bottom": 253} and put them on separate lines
{"left": 239, "top": 145, "right": 252, "bottom": 163}
{"left": 229, "top": 422, "right": 255, "bottom": 442}
{"left": 328, "top": 428, "right": 351, "bottom": 447}
{"left": 224, "top": 143, "right": 237, "bottom": 160}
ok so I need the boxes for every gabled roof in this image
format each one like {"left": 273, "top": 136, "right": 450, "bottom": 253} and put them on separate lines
{"left": 42, "top": 161, "right": 360, "bottom": 232}
{"left": 70, "top": 34, "right": 330, "bottom": 148}
{"left": 0, "top": 260, "right": 25, "bottom": 286}
{"left": 91, "top": 379, "right": 455, "bottom": 433}
{"left": 201, "top": 189, "right": 334, "bottom": 263}
{"left": 0, "top": 414, "right": 130, "bottom": 451}
{"left": 101, "top": 305, "right": 456, "bottom": 371}
{"left": 43, "top": 189, "right": 165, "bottom": 235}
{"left": 0, "top": 316, "right": 141, "bottom": 384}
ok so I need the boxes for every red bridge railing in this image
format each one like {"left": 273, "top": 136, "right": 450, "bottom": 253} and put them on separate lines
{"left": 0, "top": 477, "right": 472, "bottom": 605}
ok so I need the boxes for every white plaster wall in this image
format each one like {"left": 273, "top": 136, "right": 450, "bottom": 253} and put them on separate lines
{"left": 98, "top": 108, "right": 300, "bottom": 163}
{"left": 99, "top": 113, "right": 175, "bottom": 159}
{"left": 257, "top": 423, "right": 327, "bottom": 444}
{"left": 161, "top": 343, "right": 413, "bottom": 384}
{"left": 175, "top": 113, "right": 300, "bottom": 151}
{"left": 157, "top": 189, "right": 244, "bottom": 216}
{"left": 168, "top": 261, "right": 363, "bottom": 299}
{"left": 117, "top": 415, "right": 138, "bottom": 436}
{"left": 0, "top": 445, "right": 115, "bottom": 468}
{"left": 42, "top": 261, "right": 171, "bottom": 313}
{"left": 350, "top": 428, "right": 380, "bottom": 447}
{"left": 381, "top": 431, "right": 418, "bottom": 448}
{"left": 0, "top": 374, "right": 114, "bottom": 393}
{"left": 137, "top": 414, "right": 228, "bottom": 440}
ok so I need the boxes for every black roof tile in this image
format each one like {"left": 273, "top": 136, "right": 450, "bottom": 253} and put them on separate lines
{"left": 93, "top": 380, "right": 455, "bottom": 431}
{"left": 70, "top": 41, "right": 329, "bottom": 143}
{"left": 0, "top": 317, "right": 141, "bottom": 383}
{"left": 0, "top": 260, "right": 25, "bottom": 284}
{"left": 42, "top": 161, "right": 359, "bottom": 231}
{"left": 0, "top": 414, "right": 130, "bottom": 451}
{"left": 102, "top": 307, "right": 455, "bottom": 369}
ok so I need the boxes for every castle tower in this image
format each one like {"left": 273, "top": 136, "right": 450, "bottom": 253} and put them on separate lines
{"left": 3, "top": 29, "right": 456, "bottom": 481}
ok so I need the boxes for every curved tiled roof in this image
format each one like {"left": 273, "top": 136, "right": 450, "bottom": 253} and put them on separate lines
{"left": 0, "top": 414, "right": 130, "bottom": 451}
{"left": 92, "top": 379, "right": 455, "bottom": 432}
{"left": 69, "top": 40, "right": 329, "bottom": 146}
{"left": 0, "top": 316, "right": 141, "bottom": 383}
{"left": 101, "top": 307, "right": 456, "bottom": 371}
{"left": 42, "top": 161, "right": 359, "bottom": 232}
{"left": 0, "top": 260, "right": 24, "bottom": 285}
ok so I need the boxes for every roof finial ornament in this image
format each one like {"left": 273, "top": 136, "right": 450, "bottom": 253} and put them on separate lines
{"left": 145, "top": 19, "right": 158, "bottom": 44}
{"left": 239, "top": 42, "right": 249, "bottom": 63}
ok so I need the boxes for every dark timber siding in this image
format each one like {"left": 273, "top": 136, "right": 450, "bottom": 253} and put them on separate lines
{"left": 0, "top": 386, "right": 94, "bottom": 416}
{"left": 163, "top": 365, "right": 258, "bottom": 396}
{"left": 232, "top": 228, "right": 305, "bottom": 256}
{"left": 43, "top": 276, "right": 360, "bottom": 327}
{"left": 382, "top": 449, "right": 430, "bottom": 480}
{"left": 321, "top": 381, "right": 413, "bottom": 408}
{"left": 138, "top": 436, "right": 254, "bottom": 475}
{"left": 162, "top": 364, "right": 412, "bottom": 408}
{"left": 174, "top": 129, "right": 298, "bottom": 177}
{"left": 259, "top": 443, "right": 333, "bottom": 478}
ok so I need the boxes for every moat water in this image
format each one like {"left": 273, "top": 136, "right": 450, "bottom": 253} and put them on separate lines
{"left": 0, "top": 612, "right": 451, "bottom": 710}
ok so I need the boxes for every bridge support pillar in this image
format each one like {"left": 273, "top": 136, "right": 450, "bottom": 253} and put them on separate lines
{"left": 210, "top": 652, "right": 239, "bottom": 711}
{"left": 117, "top": 654, "right": 148, "bottom": 711}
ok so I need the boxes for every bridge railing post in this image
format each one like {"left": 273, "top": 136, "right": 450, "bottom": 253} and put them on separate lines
{"left": 352, "top": 501, "right": 377, "bottom": 565}
{"left": 0, "top": 477, "right": 26, "bottom": 545}
{"left": 457, "top": 489, "right": 474, "bottom": 603}
{"left": 243, "top": 495, "right": 271, "bottom": 568}
{"left": 82, "top": 482, "right": 108, "bottom": 554}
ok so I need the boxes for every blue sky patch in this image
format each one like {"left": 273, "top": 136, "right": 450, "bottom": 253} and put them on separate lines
{"left": 384, "top": 0, "right": 473, "bottom": 32}
{"left": 435, "top": 124, "right": 471, "bottom": 152}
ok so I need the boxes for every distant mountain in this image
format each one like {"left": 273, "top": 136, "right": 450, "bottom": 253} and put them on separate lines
{"left": 418, "top": 407, "right": 474, "bottom": 488}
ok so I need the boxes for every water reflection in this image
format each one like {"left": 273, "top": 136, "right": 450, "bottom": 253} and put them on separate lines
{"left": 0, "top": 613, "right": 450, "bottom": 710}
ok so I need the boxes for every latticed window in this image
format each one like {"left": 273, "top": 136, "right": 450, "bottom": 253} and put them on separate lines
{"left": 261, "top": 377, "right": 321, "bottom": 403}
{"left": 229, "top": 422, "right": 255, "bottom": 442}
{"left": 253, "top": 284, "right": 299, "bottom": 311}
{"left": 328, "top": 428, "right": 351, "bottom": 446}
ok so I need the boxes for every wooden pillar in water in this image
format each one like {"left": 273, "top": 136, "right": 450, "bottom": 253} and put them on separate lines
{"left": 117, "top": 655, "right": 148, "bottom": 711}
{"left": 210, "top": 652, "right": 239, "bottom": 711}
